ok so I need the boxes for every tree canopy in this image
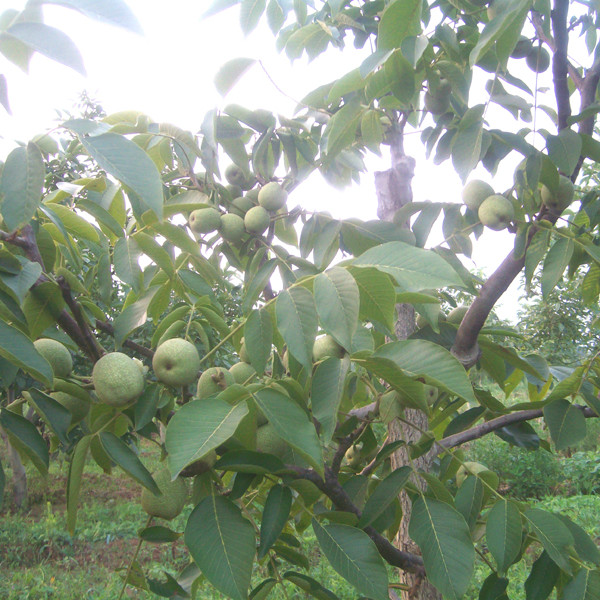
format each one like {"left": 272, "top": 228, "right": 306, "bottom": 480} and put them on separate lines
{"left": 1, "top": 1, "right": 600, "bottom": 599}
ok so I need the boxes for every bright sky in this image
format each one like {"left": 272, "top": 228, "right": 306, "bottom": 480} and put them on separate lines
{"left": 1, "top": 0, "right": 558, "bottom": 321}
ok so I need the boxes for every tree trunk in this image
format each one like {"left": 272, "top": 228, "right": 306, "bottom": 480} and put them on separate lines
{"left": 0, "top": 430, "right": 27, "bottom": 508}
{"left": 375, "top": 131, "right": 441, "bottom": 600}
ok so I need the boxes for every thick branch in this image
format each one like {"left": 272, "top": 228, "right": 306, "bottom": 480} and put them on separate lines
{"left": 95, "top": 320, "right": 155, "bottom": 359}
{"left": 290, "top": 466, "right": 425, "bottom": 575}
{"left": 438, "top": 404, "right": 597, "bottom": 452}
{"left": 551, "top": 0, "right": 571, "bottom": 130}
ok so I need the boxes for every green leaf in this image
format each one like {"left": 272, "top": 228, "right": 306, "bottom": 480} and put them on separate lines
{"left": 563, "top": 569, "right": 600, "bottom": 600}
{"left": 486, "top": 499, "right": 522, "bottom": 573}
{"left": 258, "top": 484, "right": 292, "bottom": 558}
{"left": 244, "top": 309, "right": 273, "bottom": 375}
{"left": 558, "top": 515, "right": 600, "bottom": 566}
{"left": 113, "top": 237, "right": 142, "bottom": 293}
{"left": 348, "top": 266, "right": 395, "bottom": 331}
{"left": 22, "top": 281, "right": 66, "bottom": 339}
{"left": 312, "top": 519, "right": 389, "bottom": 600}
{"left": 325, "top": 99, "right": 362, "bottom": 157}
{"left": 139, "top": 525, "right": 182, "bottom": 543}
{"left": 314, "top": 267, "right": 359, "bottom": 351}
{"left": 541, "top": 238, "right": 574, "bottom": 298}
{"left": 240, "top": 0, "right": 266, "bottom": 34}
{"left": 283, "top": 572, "right": 340, "bottom": 599}
{"left": 311, "top": 356, "right": 350, "bottom": 444}
{"left": 543, "top": 399, "right": 587, "bottom": 451}
{"left": 43, "top": 0, "right": 143, "bottom": 33}
{"left": 353, "top": 241, "right": 462, "bottom": 292}
{"left": 373, "top": 340, "right": 477, "bottom": 403}
{"left": 254, "top": 388, "right": 323, "bottom": 474}
{"left": 5, "top": 22, "right": 85, "bottom": 75}
{"left": 0, "top": 408, "right": 49, "bottom": 476}
{"left": 0, "top": 143, "right": 44, "bottom": 231}
{"left": 67, "top": 434, "right": 91, "bottom": 535}
{"left": 358, "top": 466, "right": 411, "bottom": 528}
{"left": 409, "top": 496, "right": 475, "bottom": 600}
{"left": 250, "top": 578, "right": 277, "bottom": 600}
{"left": 214, "top": 450, "right": 286, "bottom": 474}
{"left": 525, "top": 551, "right": 560, "bottom": 600}
{"left": 0, "top": 259, "right": 41, "bottom": 302}
{"left": 214, "top": 57, "right": 257, "bottom": 96}
{"left": 452, "top": 106, "right": 484, "bottom": 182}
{"left": 185, "top": 494, "right": 255, "bottom": 600}
{"left": 378, "top": 0, "right": 423, "bottom": 51}
{"left": 275, "top": 286, "right": 317, "bottom": 371}
{"left": 165, "top": 398, "right": 249, "bottom": 477}
{"left": 114, "top": 286, "right": 160, "bottom": 347}
{"left": 546, "top": 129, "right": 582, "bottom": 177}
{"left": 525, "top": 508, "right": 574, "bottom": 573}
{"left": 132, "top": 232, "right": 174, "bottom": 276}
{"left": 0, "top": 321, "right": 53, "bottom": 387}
{"left": 454, "top": 476, "right": 484, "bottom": 532}
{"left": 27, "top": 389, "right": 71, "bottom": 445}
{"left": 44, "top": 203, "right": 99, "bottom": 242}
{"left": 99, "top": 432, "right": 160, "bottom": 494}
{"left": 80, "top": 133, "right": 163, "bottom": 219}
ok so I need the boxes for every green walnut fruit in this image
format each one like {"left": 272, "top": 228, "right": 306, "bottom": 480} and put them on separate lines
{"left": 92, "top": 352, "right": 145, "bottom": 407}
{"left": 141, "top": 467, "right": 188, "bottom": 520}
{"left": 256, "top": 424, "right": 287, "bottom": 455}
{"left": 344, "top": 444, "right": 362, "bottom": 469}
{"left": 225, "top": 184, "right": 243, "bottom": 199}
{"left": 34, "top": 338, "right": 73, "bottom": 378}
{"left": 478, "top": 194, "right": 515, "bottom": 231}
{"left": 197, "top": 367, "right": 235, "bottom": 399}
{"left": 244, "top": 206, "right": 270, "bottom": 235}
{"left": 511, "top": 36, "right": 533, "bottom": 59}
{"left": 541, "top": 175, "right": 575, "bottom": 213}
{"left": 526, "top": 47, "right": 550, "bottom": 73}
{"left": 487, "top": 1, "right": 500, "bottom": 20}
{"left": 51, "top": 391, "right": 89, "bottom": 425}
{"left": 188, "top": 207, "right": 221, "bottom": 235}
{"left": 424, "top": 90, "right": 450, "bottom": 115}
{"left": 180, "top": 450, "right": 217, "bottom": 477}
{"left": 424, "top": 385, "right": 439, "bottom": 406}
{"left": 258, "top": 182, "right": 288, "bottom": 212}
{"left": 230, "top": 196, "right": 255, "bottom": 217}
{"left": 313, "top": 335, "right": 345, "bottom": 361}
{"left": 225, "top": 164, "right": 247, "bottom": 187}
{"left": 462, "top": 180, "right": 495, "bottom": 212}
{"left": 447, "top": 305, "right": 469, "bottom": 324}
{"left": 239, "top": 339, "right": 250, "bottom": 363}
{"left": 245, "top": 188, "right": 260, "bottom": 204}
{"left": 220, "top": 213, "right": 246, "bottom": 244}
{"left": 152, "top": 338, "right": 200, "bottom": 387}
{"left": 229, "top": 361, "right": 256, "bottom": 384}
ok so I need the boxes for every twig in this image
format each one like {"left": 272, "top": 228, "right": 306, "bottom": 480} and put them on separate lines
{"left": 95, "top": 320, "right": 154, "bottom": 359}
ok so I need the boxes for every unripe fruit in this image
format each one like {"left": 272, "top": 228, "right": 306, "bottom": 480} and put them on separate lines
{"left": 541, "top": 175, "right": 575, "bottom": 213}
{"left": 526, "top": 47, "right": 550, "bottom": 73}
{"left": 487, "top": 1, "right": 500, "bottom": 20}
{"left": 92, "top": 352, "right": 145, "bottom": 407}
{"left": 239, "top": 339, "right": 250, "bottom": 363}
{"left": 197, "top": 367, "right": 235, "bottom": 399}
{"left": 424, "top": 385, "right": 439, "bottom": 405}
{"left": 230, "top": 196, "right": 255, "bottom": 217}
{"left": 225, "top": 164, "right": 246, "bottom": 187}
{"left": 220, "top": 213, "right": 246, "bottom": 244}
{"left": 511, "top": 36, "right": 533, "bottom": 59}
{"left": 258, "top": 182, "right": 288, "bottom": 212}
{"left": 256, "top": 424, "right": 287, "bottom": 455}
{"left": 229, "top": 361, "right": 256, "bottom": 384}
{"left": 424, "top": 90, "right": 450, "bottom": 115}
{"left": 447, "top": 305, "right": 469, "bottom": 324}
{"left": 313, "top": 335, "right": 345, "bottom": 361}
{"left": 225, "top": 184, "right": 243, "bottom": 199}
{"left": 152, "top": 338, "right": 200, "bottom": 387}
{"left": 141, "top": 467, "right": 188, "bottom": 520}
{"left": 180, "top": 450, "right": 217, "bottom": 477}
{"left": 34, "top": 338, "right": 73, "bottom": 378}
{"left": 245, "top": 188, "right": 260, "bottom": 204}
{"left": 344, "top": 444, "right": 362, "bottom": 469}
{"left": 478, "top": 194, "right": 515, "bottom": 231}
{"left": 188, "top": 208, "right": 221, "bottom": 235}
{"left": 51, "top": 391, "right": 89, "bottom": 425}
{"left": 244, "top": 206, "right": 270, "bottom": 235}
{"left": 456, "top": 461, "right": 491, "bottom": 487}
{"left": 462, "top": 180, "right": 495, "bottom": 212}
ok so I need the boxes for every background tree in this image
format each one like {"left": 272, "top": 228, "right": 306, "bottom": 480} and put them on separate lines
{"left": 2, "top": 1, "right": 600, "bottom": 600}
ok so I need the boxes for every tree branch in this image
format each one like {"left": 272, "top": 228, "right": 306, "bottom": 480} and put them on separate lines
{"left": 289, "top": 465, "right": 426, "bottom": 575}
{"left": 551, "top": 0, "right": 571, "bottom": 131}
{"left": 95, "top": 320, "right": 155, "bottom": 359}
{"left": 437, "top": 404, "right": 597, "bottom": 452}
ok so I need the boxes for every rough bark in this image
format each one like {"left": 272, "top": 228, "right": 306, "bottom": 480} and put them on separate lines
{"left": 1, "top": 430, "right": 27, "bottom": 508}
{"left": 375, "top": 130, "right": 441, "bottom": 600}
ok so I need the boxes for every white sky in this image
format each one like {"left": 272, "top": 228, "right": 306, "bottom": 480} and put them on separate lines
{"left": 1, "top": 0, "right": 562, "bottom": 321}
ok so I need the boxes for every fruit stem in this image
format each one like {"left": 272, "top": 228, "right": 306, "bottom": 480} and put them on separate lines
{"left": 117, "top": 514, "right": 152, "bottom": 600}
